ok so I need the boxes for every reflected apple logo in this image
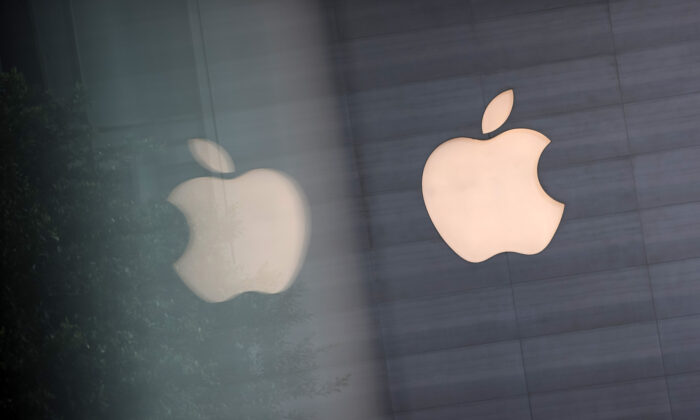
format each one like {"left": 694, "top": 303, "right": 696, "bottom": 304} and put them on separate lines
{"left": 168, "top": 139, "right": 310, "bottom": 302}
{"left": 422, "top": 89, "right": 565, "bottom": 263}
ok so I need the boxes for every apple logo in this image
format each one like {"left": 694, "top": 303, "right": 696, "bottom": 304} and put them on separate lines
{"left": 421, "top": 89, "right": 565, "bottom": 263}
{"left": 168, "top": 138, "right": 310, "bottom": 302}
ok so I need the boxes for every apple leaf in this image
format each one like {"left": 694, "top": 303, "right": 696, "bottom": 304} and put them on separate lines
{"left": 482, "top": 89, "right": 514, "bottom": 134}
{"left": 188, "top": 138, "right": 235, "bottom": 174}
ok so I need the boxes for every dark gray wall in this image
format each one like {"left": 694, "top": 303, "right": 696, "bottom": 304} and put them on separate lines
{"left": 330, "top": 0, "right": 700, "bottom": 418}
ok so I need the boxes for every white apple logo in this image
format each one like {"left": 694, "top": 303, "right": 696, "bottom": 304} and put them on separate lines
{"left": 422, "top": 89, "right": 565, "bottom": 263}
{"left": 168, "top": 138, "right": 310, "bottom": 302}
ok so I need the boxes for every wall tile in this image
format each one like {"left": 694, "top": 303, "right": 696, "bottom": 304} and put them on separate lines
{"left": 618, "top": 40, "right": 700, "bottom": 102}
{"left": 530, "top": 378, "right": 671, "bottom": 420}
{"left": 475, "top": 3, "right": 613, "bottom": 72}
{"left": 509, "top": 212, "right": 646, "bottom": 283}
{"left": 634, "top": 146, "right": 700, "bottom": 208}
{"left": 624, "top": 92, "right": 700, "bottom": 154}
{"left": 366, "top": 189, "right": 438, "bottom": 248}
{"left": 471, "top": 0, "right": 601, "bottom": 20}
{"left": 641, "top": 202, "right": 700, "bottom": 264}
{"left": 610, "top": 0, "right": 700, "bottom": 51}
{"left": 381, "top": 286, "right": 517, "bottom": 357}
{"left": 514, "top": 267, "right": 654, "bottom": 337}
{"left": 649, "top": 258, "right": 700, "bottom": 319}
{"left": 659, "top": 314, "right": 700, "bottom": 374}
{"left": 348, "top": 76, "right": 483, "bottom": 143}
{"left": 540, "top": 158, "right": 637, "bottom": 220}
{"left": 332, "top": 0, "right": 472, "bottom": 40}
{"left": 388, "top": 340, "right": 527, "bottom": 410}
{"left": 482, "top": 56, "right": 620, "bottom": 120}
{"left": 357, "top": 130, "right": 451, "bottom": 195}
{"left": 341, "top": 25, "right": 478, "bottom": 92}
{"left": 522, "top": 322, "right": 664, "bottom": 392}
{"left": 667, "top": 372, "right": 700, "bottom": 420}
{"left": 372, "top": 240, "right": 510, "bottom": 302}
{"left": 518, "top": 105, "right": 630, "bottom": 171}
{"left": 395, "top": 396, "right": 532, "bottom": 420}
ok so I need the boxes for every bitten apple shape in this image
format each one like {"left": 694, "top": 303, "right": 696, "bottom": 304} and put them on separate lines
{"left": 168, "top": 139, "right": 309, "bottom": 302}
{"left": 422, "top": 89, "right": 564, "bottom": 263}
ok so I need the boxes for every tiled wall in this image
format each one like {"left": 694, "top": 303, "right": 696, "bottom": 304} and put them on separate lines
{"left": 330, "top": 0, "right": 700, "bottom": 418}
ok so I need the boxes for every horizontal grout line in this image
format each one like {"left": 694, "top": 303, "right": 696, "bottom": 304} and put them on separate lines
{"left": 469, "top": 0, "right": 607, "bottom": 25}
{"left": 383, "top": 318, "right": 664, "bottom": 362}
{"left": 367, "top": 207, "right": 687, "bottom": 254}
{"left": 335, "top": 0, "right": 606, "bottom": 43}
{"left": 337, "top": 22, "right": 475, "bottom": 45}
{"left": 611, "top": 34, "right": 700, "bottom": 56}
{"left": 390, "top": 393, "right": 528, "bottom": 417}
{"left": 333, "top": 19, "right": 473, "bottom": 44}
{"left": 371, "top": 252, "right": 700, "bottom": 306}
{"left": 382, "top": 311, "right": 700, "bottom": 363}
{"left": 540, "top": 143, "right": 700, "bottom": 172}
{"left": 357, "top": 146, "right": 700, "bottom": 202}
{"left": 391, "top": 365, "right": 700, "bottom": 417}
{"left": 345, "top": 49, "right": 700, "bottom": 111}
{"left": 359, "top": 154, "right": 700, "bottom": 223}
{"left": 344, "top": 51, "right": 617, "bottom": 97}
{"left": 621, "top": 83, "right": 700, "bottom": 107}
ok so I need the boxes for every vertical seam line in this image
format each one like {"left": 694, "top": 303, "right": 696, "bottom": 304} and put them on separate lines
{"left": 606, "top": 1, "right": 675, "bottom": 417}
